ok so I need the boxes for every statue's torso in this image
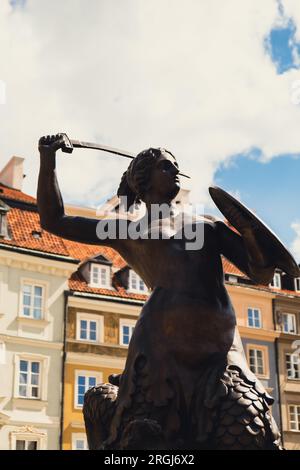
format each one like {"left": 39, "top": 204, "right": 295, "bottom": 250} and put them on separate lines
{"left": 118, "top": 220, "right": 236, "bottom": 363}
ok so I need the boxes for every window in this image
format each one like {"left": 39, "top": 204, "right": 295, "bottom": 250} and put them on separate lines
{"left": 269, "top": 273, "right": 281, "bottom": 289}
{"left": 282, "top": 313, "right": 297, "bottom": 334}
{"left": 16, "top": 440, "right": 37, "bottom": 450}
{"left": 14, "top": 355, "right": 49, "bottom": 403}
{"left": 248, "top": 348, "right": 265, "bottom": 376}
{"left": 72, "top": 433, "right": 88, "bottom": 450}
{"left": 79, "top": 319, "right": 97, "bottom": 341}
{"left": 295, "top": 278, "right": 300, "bottom": 292}
{"left": 0, "top": 204, "right": 9, "bottom": 238}
{"left": 18, "top": 360, "right": 40, "bottom": 399}
{"left": 120, "top": 319, "right": 136, "bottom": 346}
{"left": 286, "top": 354, "right": 300, "bottom": 380}
{"left": 129, "top": 270, "right": 147, "bottom": 293}
{"left": 10, "top": 426, "right": 47, "bottom": 450}
{"left": 76, "top": 314, "right": 104, "bottom": 343}
{"left": 21, "top": 283, "right": 44, "bottom": 319}
{"left": 90, "top": 264, "right": 110, "bottom": 288}
{"left": 247, "top": 308, "right": 262, "bottom": 328}
{"left": 289, "top": 405, "right": 300, "bottom": 431}
{"left": 75, "top": 371, "right": 102, "bottom": 408}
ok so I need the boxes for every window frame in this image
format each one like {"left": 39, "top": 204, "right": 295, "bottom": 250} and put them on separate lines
{"left": 295, "top": 278, "right": 300, "bottom": 293}
{"left": 282, "top": 313, "right": 297, "bottom": 334}
{"left": 18, "top": 359, "right": 41, "bottom": 400}
{"left": 14, "top": 354, "right": 49, "bottom": 402}
{"left": 247, "top": 307, "right": 262, "bottom": 329}
{"left": 10, "top": 427, "right": 47, "bottom": 450}
{"left": 269, "top": 272, "right": 281, "bottom": 289}
{"left": 128, "top": 270, "right": 148, "bottom": 294}
{"left": 119, "top": 318, "right": 136, "bottom": 346}
{"left": 19, "top": 278, "right": 48, "bottom": 321}
{"left": 72, "top": 433, "right": 88, "bottom": 450}
{"left": 286, "top": 353, "right": 300, "bottom": 380}
{"left": 289, "top": 405, "right": 300, "bottom": 432}
{"left": 74, "top": 370, "right": 103, "bottom": 409}
{"left": 89, "top": 264, "right": 111, "bottom": 289}
{"left": 246, "top": 344, "right": 269, "bottom": 378}
{"left": 76, "top": 313, "right": 104, "bottom": 344}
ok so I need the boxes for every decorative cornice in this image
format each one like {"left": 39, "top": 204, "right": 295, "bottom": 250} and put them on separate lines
{"left": 70, "top": 421, "right": 85, "bottom": 429}
{"left": 239, "top": 326, "right": 280, "bottom": 341}
{"left": 0, "top": 334, "right": 63, "bottom": 350}
{"left": 227, "top": 284, "right": 275, "bottom": 299}
{"left": 68, "top": 295, "right": 142, "bottom": 316}
{"left": 10, "top": 425, "right": 47, "bottom": 436}
{"left": 8, "top": 419, "right": 60, "bottom": 429}
{"left": 0, "top": 248, "right": 76, "bottom": 278}
{"left": 66, "top": 351, "right": 126, "bottom": 369}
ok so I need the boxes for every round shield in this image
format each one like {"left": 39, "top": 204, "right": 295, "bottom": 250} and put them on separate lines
{"left": 209, "top": 186, "right": 300, "bottom": 278}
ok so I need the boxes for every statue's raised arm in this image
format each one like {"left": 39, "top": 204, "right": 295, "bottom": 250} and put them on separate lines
{"left": 37, "top": 134, "right": 128, "bottom": 248}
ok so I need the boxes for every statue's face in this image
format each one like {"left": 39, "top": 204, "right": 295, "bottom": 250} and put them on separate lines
{"left": 150, "top": 151, "right": 180, "bottom": 201}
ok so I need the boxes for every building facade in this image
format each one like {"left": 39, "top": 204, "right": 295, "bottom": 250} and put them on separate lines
{"left": 273, "top": 270, "right": 300, "bottom": 449}
{"left": 0, "top": 158, "right": 76, "bottom": 450}
{"left": 0, "top": 155, "right": 299, "bottom": 449}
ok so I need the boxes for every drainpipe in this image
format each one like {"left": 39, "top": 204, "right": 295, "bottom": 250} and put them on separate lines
{"left": 59, "top": 290, "right": 68, "bottom": 450}
{"left": 272, "top": 298, "right": 284, "bottom": 446}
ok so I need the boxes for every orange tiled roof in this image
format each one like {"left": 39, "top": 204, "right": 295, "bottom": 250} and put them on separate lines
{"left": 69, "top": 271, "right": 147, "bottom": 301}
{"left": 0, "top": 183, "right": 36, "bottom": 204}
{"left": 222, "top": 257, "right": 247, "bottom": 278}
{"left": 1, "top": 207, "right": 70, "bottom": 257}
{"left": 1, "top": 183, "right": 300, "bottom": 302}
{"left": 64, "top": 239, "right": 127, "bottom": 269}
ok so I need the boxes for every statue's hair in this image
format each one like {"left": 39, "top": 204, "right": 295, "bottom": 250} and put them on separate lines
{"left": 117, "top": 147, "right": 176, "bottom": 208}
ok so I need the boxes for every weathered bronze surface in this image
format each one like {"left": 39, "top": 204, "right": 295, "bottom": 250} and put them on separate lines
{"left": 37, "top": 133, "right": 288, "bottom": 450}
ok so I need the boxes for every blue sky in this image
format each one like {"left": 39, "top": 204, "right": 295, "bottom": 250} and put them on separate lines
{"left": 2, "top": 0, "right": 300, "bottom": 259}
{"left": 214, "top": 154, "right": 300, "bottom": 247}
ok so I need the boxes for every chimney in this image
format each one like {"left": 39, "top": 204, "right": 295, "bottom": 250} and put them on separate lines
{"left": 0, "top": 156, "right": 25, "bottom": 191}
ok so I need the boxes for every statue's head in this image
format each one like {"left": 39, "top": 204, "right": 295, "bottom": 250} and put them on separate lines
{"left": 117, "top": 147, "right": 180, "bottom": 208}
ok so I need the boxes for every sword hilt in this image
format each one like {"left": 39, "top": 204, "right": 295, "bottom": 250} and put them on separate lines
{"left": 60, "top": 133, "right": 74, "bottom": 154}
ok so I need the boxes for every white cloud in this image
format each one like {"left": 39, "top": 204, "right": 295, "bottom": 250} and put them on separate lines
{"left": 1, "top": 0, "right": 300, "bottom": 209}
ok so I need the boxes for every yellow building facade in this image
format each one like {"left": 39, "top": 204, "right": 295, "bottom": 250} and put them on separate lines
{"left": 62, "top": 293, "right": 144, "bottom": 450}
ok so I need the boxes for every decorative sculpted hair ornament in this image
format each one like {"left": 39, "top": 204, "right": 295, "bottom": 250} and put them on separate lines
{"left": 117, "top": 147, "right": 176, "bottom": 208}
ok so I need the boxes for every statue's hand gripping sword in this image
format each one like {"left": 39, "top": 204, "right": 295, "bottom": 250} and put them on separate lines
{"left": 60, "top": 133, "right": 190, "bottom": 179}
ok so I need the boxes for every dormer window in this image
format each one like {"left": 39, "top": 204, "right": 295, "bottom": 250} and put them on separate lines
{"left": 270, "top": 272, "right": 281, "bottom": 290}
{"left": 295, "top": 278, "right": 300, "bottom": 293}
{"left": 90, "top": 264, "right": 110, "bottom": 288}
{"left": 129, "top": 270, "right": 147, "bottom": 293}
{"left": 0, "top": 200, "right": 9, "bottom": 238}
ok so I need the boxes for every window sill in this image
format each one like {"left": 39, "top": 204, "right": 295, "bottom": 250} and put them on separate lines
{"left": 12, "top": 398, "right": 48, "bottom": 410}
{"left": 73, "top": 338, "right": 102, "bottom": 345}
{"left": 74, "top": 405, "right": 83, "bottom": 411}
{"left": 75, "top": 338, "right": 101, "bottom": 344}
{"left": 17, "top": 317, "right": 50, "bottom": 328}
{"left": 253, "top": 374, "right": 270, "bottom": 380}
